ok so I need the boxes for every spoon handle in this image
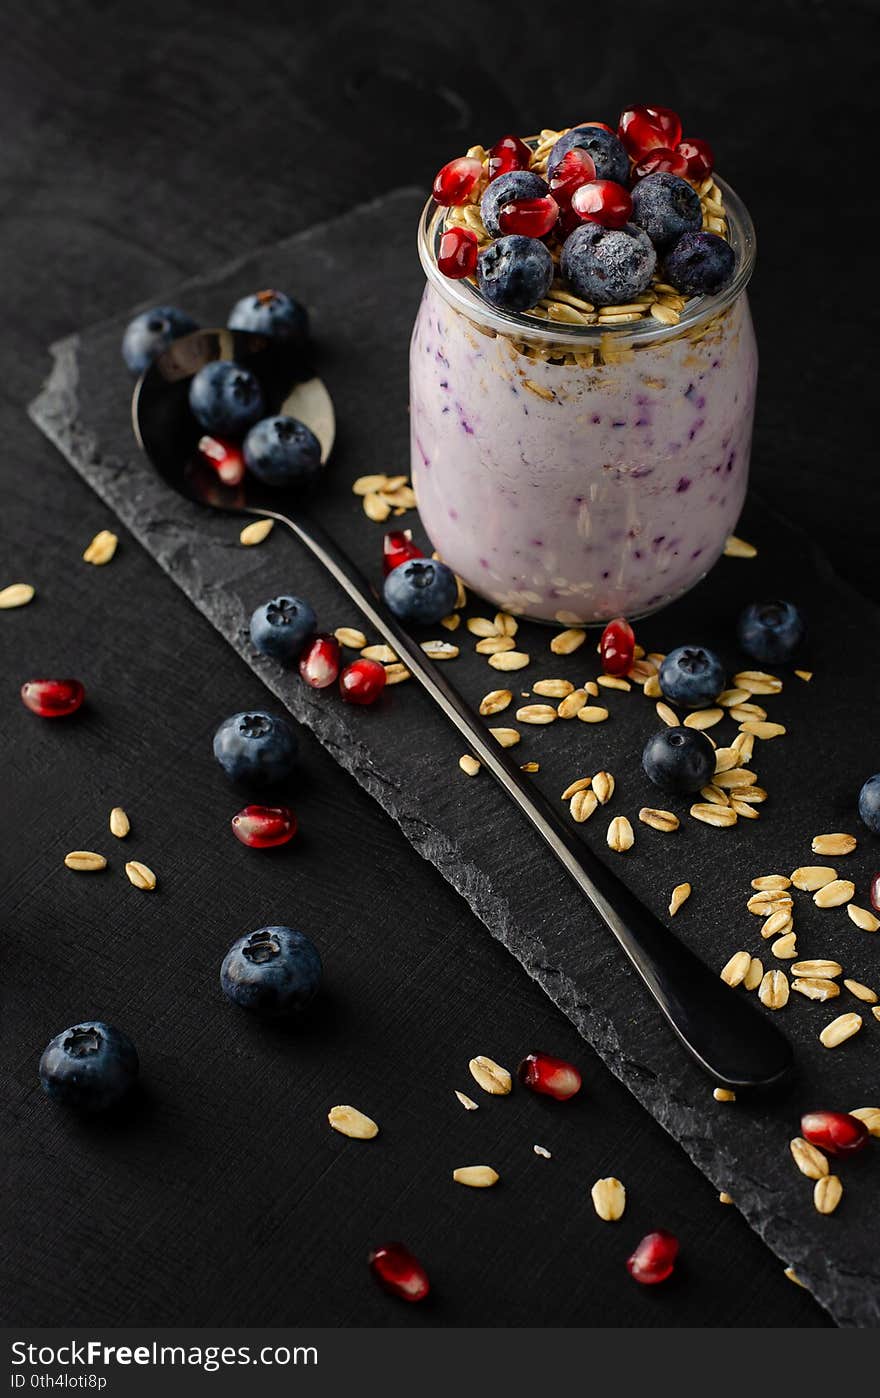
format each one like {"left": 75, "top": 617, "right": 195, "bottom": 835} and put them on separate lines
{"left": 261, "top": 506, "right": 792, "bottom": 1090}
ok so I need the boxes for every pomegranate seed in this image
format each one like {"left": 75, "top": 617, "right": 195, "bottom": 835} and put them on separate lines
{"left": 20, "top": 678, "right": 85, "bottom": 718}
{"left": 632, "top": 146, "right": 689, "bottom": 180}
{"left": 383, "top": 530, "right": 424, "bottom": 575}
{"left": 368, "top": 1242, "right": 430, "bottom": 1302}
{"left": 800, "top": 1111, "right": 869, "bottom": 1156}
{"left": 677, "top": 137, "right": 714, "bottom": 181}
{"left": 438, "top": 226, "right": 479, "bottom": 279}
{"left": 518, "top": 1052, "right": 582, "bottom": 1101}
{"left": 547, "top": 148, "right": 597, "bottom": 207}
{"left": 871, "top": 873, "right": 880, "bottom": 913}
{"left": 432, "top": 156, "right": 483, "bottom": 207}
{"left": 618, "top": 104, "right": 683, "bottom": 158}
{"left": 231, "top": 804, "right": 297, "bottom": 848}
{"left": 571, "top": 180, "right": 633, "bottom": 229}
{"left": 487, "top": 133, "right": 531, "bottom": 182}
{"left": 626, "top": 1230, "right": 679, "bottom": 1285}
{"left": 340, "top": 658, "right": 386, "bottom": 706}
{"left": 298, "top": 634, "right": 340, "bottom": 689}
{"left": 600, "top": 617, "right": 635, "bottom": 677}
{"left": 198, "top": 435, "right": 245, "bottom": 486}
{"left": 498, "top": 195, "right": 559, "bottom": 239}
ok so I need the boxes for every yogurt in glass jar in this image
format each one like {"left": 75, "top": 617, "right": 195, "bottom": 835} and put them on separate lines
{"left": 410, "top": 165, "right": 757, "bottom": 625}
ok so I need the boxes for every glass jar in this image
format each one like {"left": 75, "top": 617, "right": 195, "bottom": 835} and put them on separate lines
{"left": 410, "top": 178, "right": 757, "bottom": 624}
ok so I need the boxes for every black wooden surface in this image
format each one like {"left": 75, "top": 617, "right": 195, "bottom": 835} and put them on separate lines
{"left": 3, "top": 0, "right": 876, "bottom": 1327}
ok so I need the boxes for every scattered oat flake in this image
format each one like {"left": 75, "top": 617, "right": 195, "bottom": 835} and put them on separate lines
{"left": 459, "top": 755, "right": 481, "bottom": 777}
{"left": 819, "top": 1013, "right": 862, "bottom": 1048}
{"left": 724, "top": 534, "right": 757, "bottom": 558}
{"left": 352, "top": 474, "right": 389, "bottom": 495}
{"left": 533, "top": 1144, "right": 552, "bottom": 1159}
{"left": 638, "top": 807, "right": 679, "bottom": 832}
{"left": 454, "top": 1090, "right": 478, "bottom": 1111}
{"left": 83, "top": 529, "right": 118, "bottom": 565}
{"left": 421, "top": 640, "right": 459, "bottom": 660}
{"left": 849, "top": 1107, "right": 880, "bottom": 1136}
{"left": 335, "top": 626, "right": 367, "bottom": 649}
{"left": 109, "top": 807, "right": 130, "bottom": 838}
{"left": 550, "top": 628, "right": 586, "bottom": 655}
{"left": 125, "top": 860, "right": 156, "bottom": 891}
{"left": 590, "top": 1177, "right": 626, "bottom": 1221}
{"left": 719, "top": 1192, "right": 734, "bottom": 1205}
{"left": 669, "top": 883, "right": 691, "bottom": 916}
{"left": 811, "top": 833, "right": 857, "bottom": 856}
{"left": 713, "top": 1087, "right": 736, "bottom": 1102}
{"left": 64, "top": 850, "right": 107, "bottom": 872}
{"left": 489, "top": 727, "right": 520, "bottom": 748}
{"left": 328, "top": 1105, "right": 379, "bottom": 1139}
{"left": 239, "top": 518, "right": 274, "bottom": 546}
{"left": 453, "top": 1165, "right": 499, "bottom": 1187}
{"left": 813, "top": 879, "right": 854, "bottom": 908}
{"left": 577, "top": 705, "right": 609, "bottom": 724}
{"left": 843, "top": 978, "right": 877, "bottom": 1004}
{"left": 468, "top": 1055, "right": 512, "bottom": 1095}
{"left": 0, "top": 583, "right": 35, "bottom": 609}
{"left": 784, "top": 1266, "right": 807, "bottom": 1289}
{"left": 606, "top": 815, "right": 634, "bottom": 852}
{"left": 795, "top": 669, "right": 813, "bottom": 682}
{"left": 813, "top": 1175, "right": 843, "bottom": 1215}
{"left": 848, "top": 904, "right": 879, "bottom": 932}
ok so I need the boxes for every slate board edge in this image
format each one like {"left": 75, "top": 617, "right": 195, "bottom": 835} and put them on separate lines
{"left": 28, "top": 304, "right": 876, "bottom": 1329}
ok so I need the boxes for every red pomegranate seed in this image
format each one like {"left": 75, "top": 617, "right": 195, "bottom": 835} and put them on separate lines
{"left": 498, "top": 195, "right": 559, "bottom": 239}
{"left": 20, "top": 678, "right": 85, "bottom": 718}
{"left": 198, "top": 435, "right": 245, "bottom": 486}
{"left": 677, "top": 137, "right": 714, "bottom": 181}
{"left": 298, "top": 634, "right": 340, "bottom": 689}
{"left": 548, "top": 148, "right": 597, "bottom": 207}
{"left": 618, "top": 104, "right": 683, "bottom": 158}
{"left": 438, "top": 226, "right": 479, "bottom": 279}
{"left": 231, "top": 804, "right": 297, "bottom": 849}
{"left": 518, "top": 1052, "right": 582, "bottom": 1101}
{"left": 571, "top": 180, "right": 633, "bottom": 229}
{"left": 383, "top": 530, "right": 424, "bottom": 575}
{"left": 632, "top": 146, "right": 689, "bottom": 180}
{"left": 487, "top": 133, "right": 531, "bottom": 182}
{"left": 600, "top": 617, "right": 635, "bottom": 677}
{"left": 800, "top": 1111, "right": 869, "bottom": 1156}
{"left": 340, "top": 658, "right": 387, "bottom": 706}
{"left": 626, "top": 1230, "right": 679, "bottom": 1285}
{"left": 368, "top": 1242, "right": 430, "bottom": 1302}
{"left": 871, "top": 873, "right": 880, "bottom": 913}
{"left": 432, "top": 156, "right": 483, "bottom": 207}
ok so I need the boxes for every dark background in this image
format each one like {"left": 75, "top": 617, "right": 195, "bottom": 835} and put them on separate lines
{"left": 1, "top": 0, "right": 875, "bottom": 1328}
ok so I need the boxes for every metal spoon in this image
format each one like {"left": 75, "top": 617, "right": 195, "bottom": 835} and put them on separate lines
{"left": 133, "top": 329, "right": 792, "bottom": 1090}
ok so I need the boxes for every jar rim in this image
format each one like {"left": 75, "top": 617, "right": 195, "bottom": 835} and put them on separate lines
{"left": 417, "top": 171, "right": 756, "bottom": 347}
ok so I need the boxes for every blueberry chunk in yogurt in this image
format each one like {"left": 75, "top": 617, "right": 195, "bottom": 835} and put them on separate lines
{"left": 642, "top": 727, "right": 716, "bottom": 795}
{"left": 659, "top": 645, "right": 725, "bottom": 709}
{"left": 189, "top": 360, "right": 265, "bottom": 437}
{"left": 228, "top": 288, "right": 309, "bottom": 348}
{"left": 39, "top": 1022, "right": 139, "bottom": 1112}
{"left": 477, "top": 235, "right": 554, "bottom": 312}
{"left": 480, "top": 170, "right": 548, "bottom": 237}
{"left": 737, "top": 599, "right": 804, "bottom": 664}
{"left": 122, "top": 305, "right": 198, "bottom": 375}
{"left": 631, "top": 172, "right": 702, "bottom": 252}
{"left": 561, "top": 222, "right": 656, "bottom": 306}
{"left": 547, "top": 126, "right": 629, "bottom": 185}
{"left": 664, "top": 231, "right": 736, "bottom": 297}
{"left": 244, "top": 415, "right": 322, "bottom": 488}
{"left": 221, "top": 925, "right": 322, "bottom": 1015}
{"left": 383, "top": 558, "right": 458, "bottom": 625}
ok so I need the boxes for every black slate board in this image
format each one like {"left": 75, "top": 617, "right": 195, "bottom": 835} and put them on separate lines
{"left": 30, "top": 188, "right": 880, "bottom": 1326}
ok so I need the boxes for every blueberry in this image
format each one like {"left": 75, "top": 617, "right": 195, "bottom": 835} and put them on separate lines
{"left": 383, "top": 558, "right": 458, "bottom": 625}
{"left": 243, "top": 415, "right": 321, "bottom": 489}
{"left": 560, "top": 222, "right": 656, "bottom": 307}
{"left": 39, "top": 1022, "right": 139, "bottom": 1112}
{"left": 547, "top": 126, "right": 629, "bottom": 185}
{"left": 188, "top": 360, "right": 265, "bottom": 438}
{"left": 480, "top": 170, "right": 548, "bottom": 237}
{"left": 737, "top": 600, "right": 805, "bottom": 664}
{"left": 858, "top": 775, "right": 880, "bottom": 835}
{"left": 642, "top": 727, "right": 716, "bottom": 795}
{"left": 664, "top": 231, "right": 736, "bottom": 297}
{"left": 477, "top": 235, "right": 554, "bottom": 313}
{"left": 659, "top": 645, "right": 725, "bottom": 709}
{"left": 250, "top": 595, "right": 317, "bottom": 665}
{"left": 213, "top": 710, "right": 298, "bottom": 786}
{"left": 630, "top": 172, "right": 702, "bottom": 252}
{"left": 221, "top": 925, "right": 322, "bottom": 1015}
{"left": 121, "top": 305, "right": 198, "bottom": 375}
{"left": 228, "top": 289, "right": 309, "bottom": 348}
